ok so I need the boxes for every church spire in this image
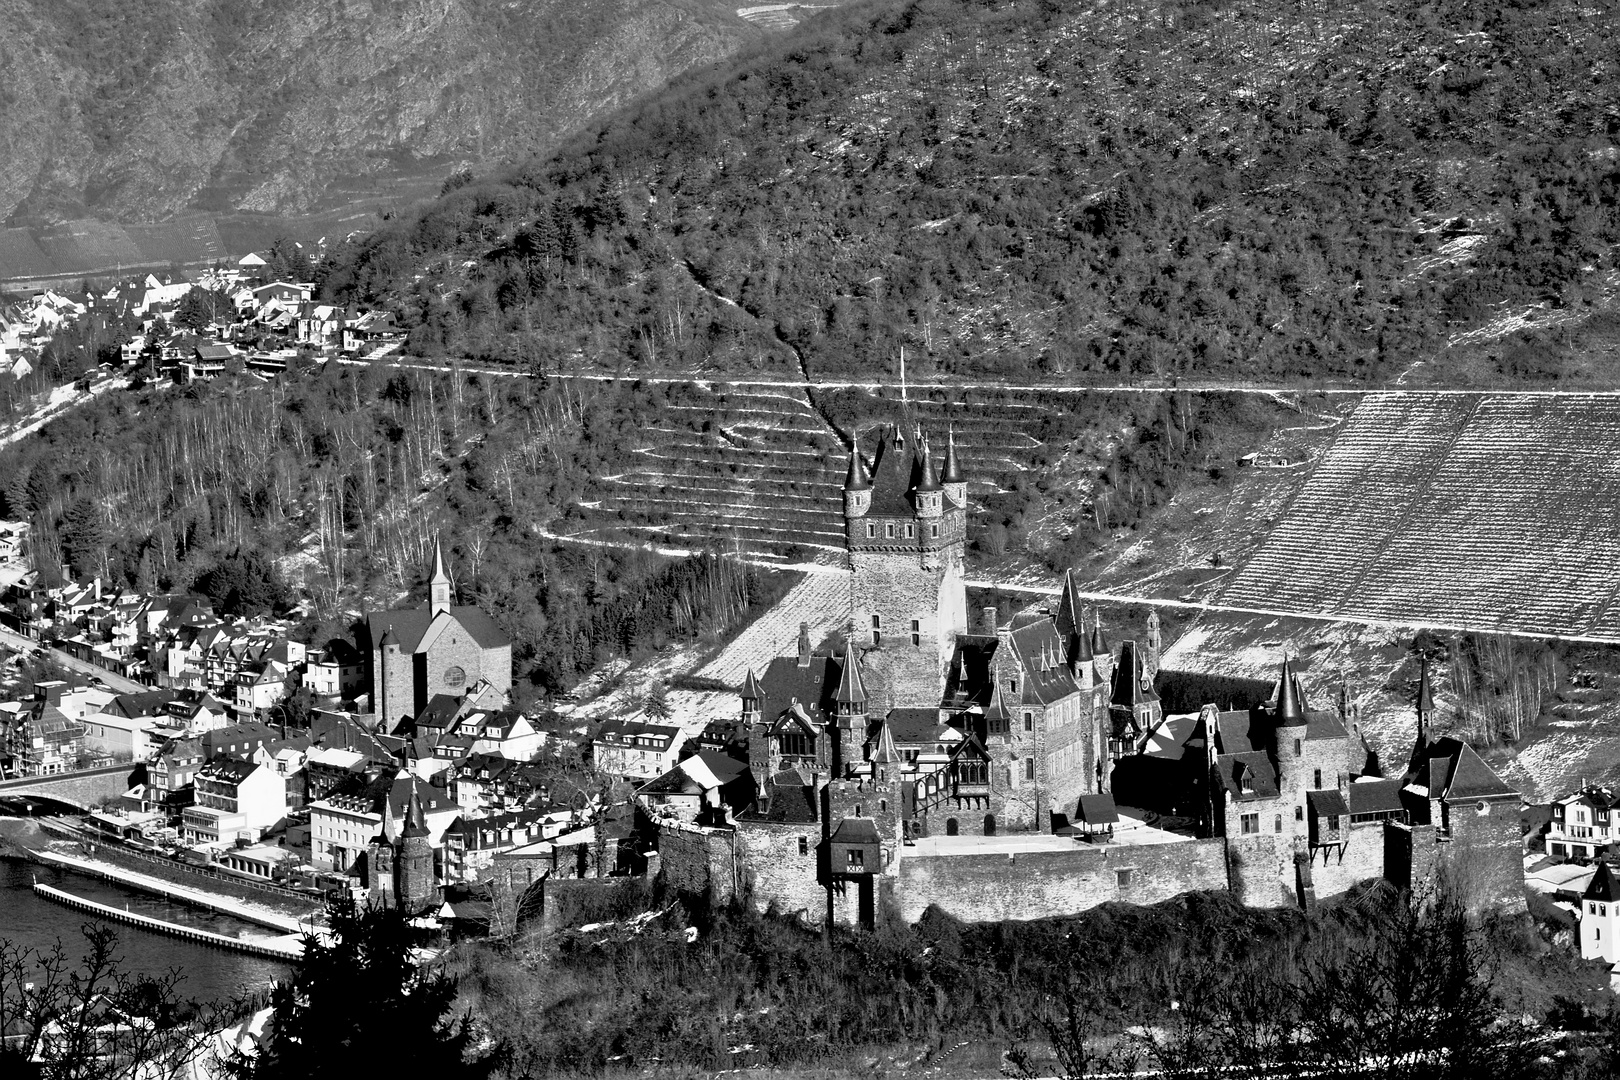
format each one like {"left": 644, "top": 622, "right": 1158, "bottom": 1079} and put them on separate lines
{"left": 1415, "top": 656, "right": 1435, "bottom": 746}
{"left": 430, "top": 536, "right": 452, "bottom": 616}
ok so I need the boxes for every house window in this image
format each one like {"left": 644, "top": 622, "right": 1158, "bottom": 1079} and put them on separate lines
{"left": 866, "top": 523, "right": 876, "bottom": 537}
{"left": 847, "top": 849, "right": 865, "bottom": 870}
{"left": 779, "top": 733, "right": 812, "bottom": 757}
{"left": 1240, "top": 771, "right": 1254, "bottom": 794}
{"left": 798, "top": 836, "right": 809, "bottom": 856}
{"left": 1023, "top": 759, "right": 1035, "bottom": 781}
{"left": 1009, "top": 678, "right": 1019, "bottom": 695}
{"left": 872, "top": 614, "right": 881, "bottom": 647}
{"left": 1328, "top": 815, "right": 1341, "bottom": 831}
{"left": 885, "top": 523, "right": 895, "bottom": 538}
{"left": 880, "top": 799, "right": 887, "bottom": 812}
{"left": 1275, "top": 814, "right": 1283, "bottom": 833}
{"left": 911, "top": 619, "right": 921, "bottom": 646}
{"left": 931, "top": 523, "right": 939, "bottom": 537}
{"left": 1314, "top": 769, "right": 1322, "bottom": 788}
{"left": 905, "top": 524, "right": 914, "bottom": 538}
{"left": 1296, "top": 806, "right": 1304, "bottom": 822}
{"left": 1240, "top": 813, "right": 1259, "bottom": 835}
{"left": 1023, "top": 711, "right": 1034, "bottom": 732}
{"left": 1293, "top": 738, "right": 1302, "bottom": 757}
{"left": 1116, "top": 868, "right": 1133, "bottom": 888}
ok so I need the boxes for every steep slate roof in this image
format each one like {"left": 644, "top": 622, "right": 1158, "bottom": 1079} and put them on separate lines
{"left": 365, "top": 604, "right": 509, "bottom": 654}
{"left": 1348, "top": 778, "right": 1405, "bottom": 815}
{"left": 943, "top": 635, "right": 1000, "bottom": 708}
{"left": 1007, "top": 618, "right": 1082, "bottom": 706}
{"left": 1307, "top": 789, "right": 1350, "bottom": 817}
{"left": 1585, "top": 862, "right": 1619, "bottom": 902}
{"left": 863, "top": 426, "right": 918, "bottom": 518}
{"left": 884, "top": 707, "right": 948, "bottom": 745}
{"left": 828, "top": 817, "right": 881, "bottom": 845}
{"left": 1438, "top": 741, "right": 1518, "bottom": 801}
{"left": 740, "top": 777, "right": 819, "bottom": 824}
{"left": 1075, "top": 793, "right": 1119, "bottom": 825}
{"left": 1111, "top": 640, "right": 1158, "bottom": 708}
{"left": 757, "top": 653, "right": 849, "bottom": 727}
{"left": 1219, "top": 751, "right": 1280, "bottom": 800}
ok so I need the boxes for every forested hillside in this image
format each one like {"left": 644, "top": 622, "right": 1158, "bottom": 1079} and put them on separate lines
{"left": 0, "top": 366, "right": 790, "bottom": 697}
{"left": 0, "top": 0, "right": 793, "bottom": 226}
{"left": 322, "top": 0, "right": 1620, "bottom": 386}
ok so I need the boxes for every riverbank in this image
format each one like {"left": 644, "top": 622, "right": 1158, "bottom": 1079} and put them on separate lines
{"left": 32, "top": 882, "right": 306, "bottom": 961}
{"left": 30, "top": 849, "right": 321, "bottom": 935}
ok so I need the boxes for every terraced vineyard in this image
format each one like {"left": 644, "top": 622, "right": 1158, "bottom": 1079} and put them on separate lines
{"left": 557, "top": 382, "right": 1117, "bottom": 563}
{"left": 1222, "top": 393, "right": 1620, "bottom": 640}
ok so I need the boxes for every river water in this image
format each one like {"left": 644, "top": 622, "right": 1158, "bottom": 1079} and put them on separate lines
{"left": 0, "top": 832, "right": 291, "bottom": 1005}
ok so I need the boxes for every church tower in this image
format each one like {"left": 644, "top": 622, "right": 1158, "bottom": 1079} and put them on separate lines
{"left": 430, "top": 538, "right": 452, "bottom": 617}
{"left": 843, "top": 424, "right": 968, "bottom": 707}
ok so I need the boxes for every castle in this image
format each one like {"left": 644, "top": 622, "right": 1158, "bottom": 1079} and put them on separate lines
{"left": 656, "top": 422, "right": 1523, "bottom": 925}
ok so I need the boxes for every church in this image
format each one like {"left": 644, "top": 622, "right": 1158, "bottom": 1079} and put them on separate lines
{"left": 660, "top": 419, "right": 1523, "bottom": 926}
{"left": 364, "top": 541, "right": 512, "bottom": 732}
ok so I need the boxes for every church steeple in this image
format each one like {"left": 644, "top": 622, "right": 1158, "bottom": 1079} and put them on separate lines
{"left": 430, "top": 537, "right": 452, "bottom": 616}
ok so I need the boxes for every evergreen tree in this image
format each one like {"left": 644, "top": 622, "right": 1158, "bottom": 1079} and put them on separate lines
{"left": 224, "top": 895, "right": 488, "bottom": 1079}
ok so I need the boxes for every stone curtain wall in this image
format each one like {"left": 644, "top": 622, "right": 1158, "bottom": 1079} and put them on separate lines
{"left": 657, "top": 820, "right": 742, "bottom": 904}
{"left": 1309, "top": 822, "right": 1389, "bottom": 900}
{"left": 737, "top": 820, "right": 826, "bottom": 921}
{"left": 896, "top": 838, "right": 1229, "bottom": 923}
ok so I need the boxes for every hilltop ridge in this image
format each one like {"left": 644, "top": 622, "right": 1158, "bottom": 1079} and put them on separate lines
{"left": 321, "top": 0, "right": 1620, "bottom": 388}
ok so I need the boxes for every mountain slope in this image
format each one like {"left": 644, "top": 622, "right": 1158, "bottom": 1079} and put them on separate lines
{"left": 0, "top": 0, "right": 784, "bottom": 226}
{"left": 325, "top": 0, "right": 1620, "bottom": 387}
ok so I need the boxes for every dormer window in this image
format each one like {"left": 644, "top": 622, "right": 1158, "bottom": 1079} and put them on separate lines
{"left": 1240, "top": 767, "right": 1255, "bottom": 794}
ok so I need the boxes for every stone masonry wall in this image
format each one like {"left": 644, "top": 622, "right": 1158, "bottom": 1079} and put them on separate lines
{"left": 896, "top": 838, "right": 1228, "bottom": 923}
{"left": 657, "top": 820, "right": 740, "bottom": 904}
{"left": 1309, "top": 822, "right": 1388, "bottom": 900}
{"left": 737, "top": 820, "right": 825, "bottom": 921}
{"left": 1224, "top": 833, "right": 1299, "bottom": 908}
{"left": 850, "top": 554, "right": 951, "bottom": 709}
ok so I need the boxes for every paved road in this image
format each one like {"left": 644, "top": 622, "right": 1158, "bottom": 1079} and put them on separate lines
{"left": 0, "top": 625, "right": 146, "bottom": 694}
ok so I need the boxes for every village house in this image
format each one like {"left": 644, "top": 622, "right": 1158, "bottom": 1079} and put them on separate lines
{"left": 181, "top": 755, "right": 287, "bottom": 845}
{"left": 593, "top": 719, "right": 686, "bottom": 781}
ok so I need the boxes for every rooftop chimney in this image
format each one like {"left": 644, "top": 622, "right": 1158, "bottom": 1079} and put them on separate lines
{"left": 982, "top": 606, "right": 998, "bottom": 632}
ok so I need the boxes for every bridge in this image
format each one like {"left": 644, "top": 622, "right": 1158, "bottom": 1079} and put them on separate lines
{"left": 0, "top": 764, "right": 139, "bottom": 811}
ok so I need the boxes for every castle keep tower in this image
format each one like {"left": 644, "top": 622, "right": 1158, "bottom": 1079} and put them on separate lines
{"left": 844, "top": 424, "right": 968, "bottom": 707}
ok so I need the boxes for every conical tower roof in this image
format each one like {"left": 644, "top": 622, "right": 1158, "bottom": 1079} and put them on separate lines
{"left": 835, "top": 638, "right": 866, "bottom": 707}
{"left": 870, "top": 718, "right": 902, "bottom": 765}
{"left": 1055, "top": 569, "right": 1084, "bottom": 637}
{"left": 844, "top": 435, "right": 871, "bottom": 491}
{"left": 1090, "top": 612, "right": 1109, "bottom": 656}
{"left": 402, "top": 785, "right": 430, "bottom": 838}
{"left": 1417, "top": 657, "right": 1436, "bottom": 715}
{"left": 741, "top": 668, "right": 763, "bottom": 702}
{"left": 910, "top": 428, "right": 942, "bottom": 493}
{"left": 378, "top": 789, "right": 398, "bottom": 844}
{"left": 1276, "top": 656, "right": 1306, "bottom": 725}
{"left": 940, "top": 422, "right": 964, "bottom": 484}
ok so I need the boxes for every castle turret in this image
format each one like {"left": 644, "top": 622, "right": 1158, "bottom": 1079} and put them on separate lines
{"left": 429, "top": 537, "right": 452, "bottom": 617}
{"left": 940, "top": 422, "right": 966, "bottom": 509}
{"left": 741, "top": 668, "right": 763, "bottom": 723}
{"left": 397, "top": 786, "right": 436, "bottom": 915}
{"left": 833, "top": 638, "right": 868, "bottom": 773}
{"left": 1276, "top": 656, "right": 1306, "bottom": 727}
{"left": 1090, "top": 611, "right": 1113, "bottom": 685}
{"left": 843, "top": 437, "right": 872, "bottom": 519}
{"left": 367, "top": 795, "right": 398, "bottom": 908}
{"left": 909, "top": 428, "right": 943, "bottom": 520}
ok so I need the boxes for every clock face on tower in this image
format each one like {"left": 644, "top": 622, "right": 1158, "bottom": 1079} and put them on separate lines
{"left": 444, "top": 665, "right": 467, "bottom": 688}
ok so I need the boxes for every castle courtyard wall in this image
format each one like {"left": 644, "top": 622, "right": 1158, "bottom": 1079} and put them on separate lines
{"left": 1308, "top": 823, "right": 1388, "bottom": 900}
{"left": 895, "top": 837, "right": 1228, "bottom": 923}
